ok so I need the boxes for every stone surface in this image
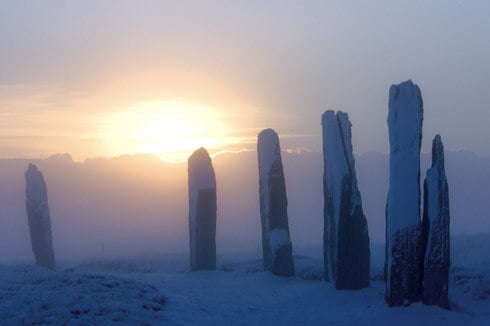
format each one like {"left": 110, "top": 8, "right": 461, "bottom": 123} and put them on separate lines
{"left": 25, "top": 163, "right": 55, "bottom": 271}
{"left": 385, "top": 80, "right": 424, "bottom": 306}
{"left": 257, "top": 129, "right": 294, "bottom": 277}
{"left": 188, "top": 148, "right": 217, "bottom": 271}
{"left": 421, "top": 135, "right": 450, "bottom": 309}
{"left": 322, "top": 110, "right": 370, "bottom": 289}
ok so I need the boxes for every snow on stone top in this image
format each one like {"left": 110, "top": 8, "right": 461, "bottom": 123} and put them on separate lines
{"left": 187, "top": 147, "right": 216, "bottom": 266}
{"left": 257, "top": 128, "right": 282, "bottom": 221}
{"left": 257, "top": 128, "right": 281, "bottom": 180}
{"left": 322, "top": 110, "right": 349, "bottom": 193}
{"left": 387, "top": 80, "right": 424, "bottom": 234}
{"left": 336, "top": 111, "right": 363, "bottom": 209}
{"left": 322, "top": 110, "right": 350, "bottom": 241}
{"left": 388, "top": 80, "right": 424, "bottom": 153}
{"left": 337, "top": 111, "right": 355, "bottom": 174}
{"left": 188, "top": 147, "right": 216, "bottom": 192}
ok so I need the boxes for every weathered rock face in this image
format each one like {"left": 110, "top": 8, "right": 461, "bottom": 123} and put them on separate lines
{"left": 257, "top": 129, "right": 295, "bottom": 277}
{"left": 421, "top": 135, "right": 450, "bottom": 309}
{"left": 188, "top": 148, "right": 217, "bottom": 271}
{"left": 385, "top": 80, "right": 424, "bottom": 306}
{"left": 322, "top": 110, "right": 370, "bottom": 289}
{"left": 25, "top": 164, "right": 55, "bottom": 271}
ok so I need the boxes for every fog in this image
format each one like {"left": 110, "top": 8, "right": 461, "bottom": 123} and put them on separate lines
{"left": 0, "top": 149, "right": 488, "bottom": 263}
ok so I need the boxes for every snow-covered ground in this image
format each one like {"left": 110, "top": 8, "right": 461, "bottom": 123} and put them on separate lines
{"left": 1, "top": 235, "right": 489, "bottom": 325}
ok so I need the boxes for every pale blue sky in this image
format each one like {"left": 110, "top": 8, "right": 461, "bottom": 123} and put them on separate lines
{"left": 1, "top": 0, "right": 489, "bottom": 160}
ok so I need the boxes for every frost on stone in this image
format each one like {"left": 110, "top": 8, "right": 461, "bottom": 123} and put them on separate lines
{"left": 188, "top": 148, "right": 217, "bottom": 271}
{"left": 385, "top": 80, "right": 424, "bottom": 306}
{"left": 322, "top": 110, "right": 370, "bottom": 289}
{"left": 257, "top": 129, "right": 294, "bottom": 277}
{"left": 421, "top": 135, "right": 450, "bottom": 309}
{"left": 25, "top": 163, "right": 55, "bottom": 271}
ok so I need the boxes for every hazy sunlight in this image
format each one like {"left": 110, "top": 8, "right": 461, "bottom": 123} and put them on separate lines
{"left": 98, "top": 101, "right": 241, "bottom": 162}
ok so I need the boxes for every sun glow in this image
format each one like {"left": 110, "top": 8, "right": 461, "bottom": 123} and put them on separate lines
{"left": 98, "top": 101, "right": 242, "bottom": 162}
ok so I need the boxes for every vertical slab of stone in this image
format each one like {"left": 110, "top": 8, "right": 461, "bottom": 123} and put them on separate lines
{"left": 257, "top": 129, "right": 294, "bottom": 277}
{"left": 25, "top": 163, "right": 55, "bottom": 271}
{"left": 385, "top": 80, "right": 424, "bottom": 306}
{"left": 421, "top": 135, "right": 450, "bottom": 309}
{"left": 322, "top": 110, "right": 370, "bottom": 289}
{"left": 188, "top": 148, "right": 217, "bottom": 271}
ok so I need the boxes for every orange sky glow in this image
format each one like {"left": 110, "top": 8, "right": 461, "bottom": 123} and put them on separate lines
{"left": 0, "top": 70, "right": 265, "bottom": 162}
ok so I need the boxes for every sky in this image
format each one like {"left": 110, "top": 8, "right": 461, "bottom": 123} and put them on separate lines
{"left": 1, "top": 0, "right": 489, "bottom": 162}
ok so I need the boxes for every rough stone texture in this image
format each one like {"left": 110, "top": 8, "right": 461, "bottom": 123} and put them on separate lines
{"left": 385, "top": 80, "right": 424, "bottom": 306}
{"left": 188, "top": 148, "right": 217, "bottom": 271}
{"left": 388, "top": 224, "right": 423, "bottom": 306}
{"left": 322, "top": 110, "right": 370, "bottom": 289}
{"left": 25, "top": 163, "right": 55, "bottom": 271}
{"left": 257, "top": 129, "right": 294, "bottom": 277}
{"left": 421, "top": 135, "right": 450, "bottom": 309}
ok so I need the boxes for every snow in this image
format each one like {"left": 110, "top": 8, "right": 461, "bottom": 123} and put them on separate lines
{"left": 1, "top": 236, "right": 488, "bottom": 324}
{"left": 257, "top": 128, "right": 294, "bottom": 275}
{"left": 257, "top": 128, "right": 281, "bottom": 221}
{"left": 0, "top": 264, "right": 166, "bottom": 324}
{"left": 322, "top": 110, "right": 368, "bottom": 283}
{"left": 386, "top": 79, "right": 424, "bottom": 233}
{"left": 386, "top": 80, "right": 424, "bottom": 295}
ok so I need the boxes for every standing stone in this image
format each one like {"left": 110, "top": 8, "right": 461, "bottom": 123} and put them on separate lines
{"left": 385, "top": 80, "right": 424, "bottom": 306}
{"left": 421, "top": 135, "right": 450, "bottom": 309}
{"left": 257, "top": 129, "right": 295, "bottom": 277}
{"left": 188, "top": 148, "right": 217, "bottom": 271}
{"left": 322, "top": 110, "right": 370, "bottom": 289}
{"left": 25, "top": 164, "right": 55, "bottom": 271}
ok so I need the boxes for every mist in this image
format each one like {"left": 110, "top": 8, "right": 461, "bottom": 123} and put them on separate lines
{"left": 1, "top": 149, "right": 488, "bottom": 263}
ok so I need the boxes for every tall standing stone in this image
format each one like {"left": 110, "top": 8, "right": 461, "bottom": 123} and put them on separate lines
{"left": 25, "top": 164, "right": 55, "bottom": 271}
{"left": 385, "top": 80, "right": 424, "bottom": 306}
{"left": 257, "top": 129, "right": 295, "bottom": 277}
{"left": 322, "top": 110, "right": 370, "bottom": 289}
{"left": 188, "top": 148, "right": 217, "bottom": 271}
{"left": 421, "top": 135, "right": 450, "bottom": 309}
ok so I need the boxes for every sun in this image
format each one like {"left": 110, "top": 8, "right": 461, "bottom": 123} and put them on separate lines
{"left": 98, "top": 100, "right": 239, "bottom": 162}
